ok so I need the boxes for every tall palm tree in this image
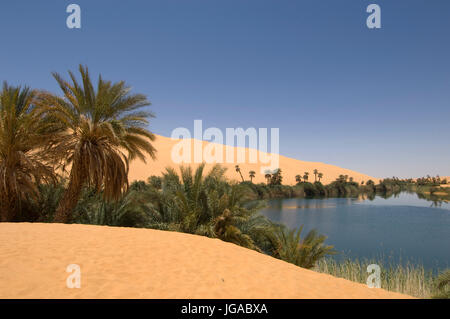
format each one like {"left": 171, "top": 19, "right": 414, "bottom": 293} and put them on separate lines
{"left": 265, "top": 173, "right": 271, "bottom": 185}
{"left": 37, "top": 65, "right": 156, "bottom": 223}
{"left": 271, "top": 168, "right": 282, "bottom": 185}
{"left": 303, "top": 172, "right": 309, "bottom": 182}
{"left": 235, "top": 165, "right": 244, "bottom": 182}
{"left": 318, "top": 172, "right": 323, "bottom": 182}
{"left": 249, "top": 170, "right": 256, "bottom": 183}
{"left": 295, "top": 175, "right": 302, "bottom": 184}
{"left": 313, "top": 169, "right": 318, "bottom": 182}
{"left": 0, "top": 83, "right": 57, "bottom": 221}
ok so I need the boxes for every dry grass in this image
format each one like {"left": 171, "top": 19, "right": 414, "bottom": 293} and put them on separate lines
{"left": 315, "top": 258, "right": 437, "bottom": 298}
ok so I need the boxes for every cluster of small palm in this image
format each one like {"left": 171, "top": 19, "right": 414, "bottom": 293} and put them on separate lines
{"left": 267, "top": 225, "right": 336, "bottom": 269}
{"left": 142, "top": 164, "right": 274, "bottom": 251}
{"left": 73, "top": 183, "right": 152, "bottom": 228}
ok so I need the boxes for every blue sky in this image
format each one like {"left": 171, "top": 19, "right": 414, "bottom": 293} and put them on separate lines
{"left": 0, "top": 0, "right": 449, "bottom": 178}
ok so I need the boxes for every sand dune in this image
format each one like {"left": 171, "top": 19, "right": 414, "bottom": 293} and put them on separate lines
{"left": 0, "top": 223, "right": 411, "bottom": 299}
{"left": 129, "top": 135, "right": 378, "bottom": 185}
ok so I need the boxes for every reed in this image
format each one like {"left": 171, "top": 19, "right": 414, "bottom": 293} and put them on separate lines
{"left": 314, "top": 257, "right": 437, "bottom": 298}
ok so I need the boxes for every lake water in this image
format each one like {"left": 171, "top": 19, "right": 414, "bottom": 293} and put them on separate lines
{"left": 259, "top": 192, "right": 450, "bottom": 271}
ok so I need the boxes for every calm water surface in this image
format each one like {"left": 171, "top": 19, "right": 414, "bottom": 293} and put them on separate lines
{"left": 259, "top": 192, "right": 450, "bottom": 271}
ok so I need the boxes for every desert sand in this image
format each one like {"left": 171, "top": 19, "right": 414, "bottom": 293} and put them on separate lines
{"left": 440, "top": 177, "right": 450, "bottom": 188}
{"left": 0, "top": 223, "right": 412, "bottom": 299}
{"left": 129, "top": 135, "right": 378, "bottom": 185}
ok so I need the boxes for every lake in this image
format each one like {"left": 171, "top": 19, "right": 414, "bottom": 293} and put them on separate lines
{"left": 259, "top": 192, "right": 450, "bottom": 271}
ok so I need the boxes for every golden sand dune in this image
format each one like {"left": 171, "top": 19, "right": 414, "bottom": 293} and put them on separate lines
{"left": 0, "top": 223, "right": 411, "bottom": 299}
{"left": 129, "top": 135, "right": 378, "bottom": 185}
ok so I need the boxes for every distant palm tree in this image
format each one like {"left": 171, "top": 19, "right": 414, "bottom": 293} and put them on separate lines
{"left": 313, "top": 169, "right": 318, "bottom": 182}
{"left": 235, "top": 165, "right": 244, "bottom": 182}
{"left": 270, "top": 168, "right": 282, "bottom": 185}
{"left": 265, "top": 173, "right": 271, "bottom": 184}
{"left": 249, "top": 170, "right": 256, "bottom": 183}
{"left": 0, "top": 83, "right": 57, "bottom": 221}
{"left": 303, "top": 172, "right": 309, "bottom": 182}
{"left": 37, "top": 65, "right": 156, "bottom": 223}
{"left": 318, "top": 172, "right": 323, "bottom": 182}
{"left": 295, "top": 175, "right": 302, "bottom": 184}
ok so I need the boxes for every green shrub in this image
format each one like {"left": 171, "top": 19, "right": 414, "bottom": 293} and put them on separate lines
{"left": 266, "top": 225, "right": 336, "bottom": 269}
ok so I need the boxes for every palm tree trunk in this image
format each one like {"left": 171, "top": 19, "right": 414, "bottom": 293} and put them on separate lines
{"left": 0, "top": 200, "right": 10, "bottom": 222}
{"left": 54, "top": 173, "right": 83, "bottom": 223}
{"left": 239, "top": 171, "right": 244, "bottom": 182}
{"left": 0, "top": 194, "right": 18, "bottom": 222}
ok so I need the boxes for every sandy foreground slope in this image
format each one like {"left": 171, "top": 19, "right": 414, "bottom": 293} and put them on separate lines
{"left": 128, "top": 135, "right": 378, "bottom": 185}
{"left": 0, "top": 223, "right": 412, "bottom": 299}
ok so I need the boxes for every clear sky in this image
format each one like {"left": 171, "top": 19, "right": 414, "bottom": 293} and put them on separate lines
{"left": 0, "top": 0, "right": 449, "bottom": 178}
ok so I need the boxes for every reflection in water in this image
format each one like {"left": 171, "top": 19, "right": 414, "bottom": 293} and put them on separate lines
{"left": 357, "top": 191, "right": 450, "bottom": 210}
{"left": 259, "top": 192, "right": 450, "bottom": 272}
{"left": 283, "top": 203, "right": 336, "bottom": 210}
{"left": 415, "top": 192, "right": 449, "bottom": 208}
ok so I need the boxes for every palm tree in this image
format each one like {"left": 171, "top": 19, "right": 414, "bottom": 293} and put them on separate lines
{"left": 265, "top": 173, "right": 271, "bottom": 185}
{"left": 75, "top": 183, "right": 153, "bottom": 227}
{"left": 270, "top": 168, "right": 282, "bottom": 185}
{"left": 145, "top": 164, "right": 267, "bottom": 249}
{"left": 0, "top": 83, "right": 57, "bottom": 221}
{"left": 303, "top": 172, "right": 309, "bottom": 182}
{"left": 313, "top": 169, "right": 318, "bottom": 182}
{"left": 235, "top": 165, "right": 244, "bottom": 182}
{"left": 295, "top": 175, "right": 302, "bottom": 184}
{"left": 318, "top": 172, "right": 323, "bottom": 182}
{"left": 267, "top": 225, "right": 336, "bottom": 269}
{"left": 249, "top": 170, "right": 256, "bottom": 183}
{"left": 37, "top": 65, "right": 156, "bottom": 223}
